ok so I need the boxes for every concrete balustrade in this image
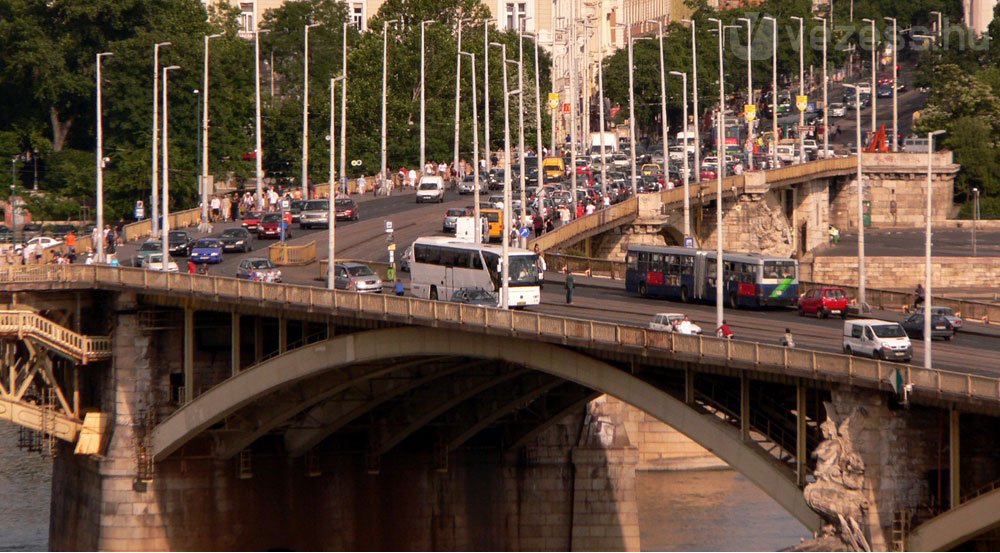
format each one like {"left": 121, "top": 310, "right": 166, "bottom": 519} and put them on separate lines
{"left": 0, "top": 310, "right": 111, "bottom": 363}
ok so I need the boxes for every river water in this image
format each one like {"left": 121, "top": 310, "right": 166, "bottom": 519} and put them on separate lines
{"left": 0, "top": 425, "right": 807, "bottom": 551}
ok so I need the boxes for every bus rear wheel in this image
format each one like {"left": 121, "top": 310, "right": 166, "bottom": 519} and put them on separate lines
{"left": 430, "top": 287, "right": 438, "bottom": 301}
{"left": 638, "top": 282, "right": 647, "bottom": 297}
{"left": 728, "top": 292, "right": 739, "bottom": 309}
{"left": 680, "top": 286, "right": 690, "bottom": 303}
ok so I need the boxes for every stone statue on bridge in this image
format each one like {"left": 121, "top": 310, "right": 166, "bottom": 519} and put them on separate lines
{"left": 803, "top": 404, "right": 871, "bottom": 551}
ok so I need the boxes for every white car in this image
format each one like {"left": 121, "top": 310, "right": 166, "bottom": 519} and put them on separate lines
{"left": 828, "top": 103, "right": 846, "bottom": 118}
{"left": 141, "top": 253, "right": 179, "bottom": 272}
{"left": 649, "top": 313, "right": 703, "bottom": 335}
{"left": 26, "top": 236, "right": 63, "bottom": 249}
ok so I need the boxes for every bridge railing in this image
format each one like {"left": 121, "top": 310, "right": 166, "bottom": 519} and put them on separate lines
{"left": 0, "top": 310, "right": 111, "bottom": 363}
{"left": 529, "top": 197, "right": 638, "bottom": 252}
{"left": 3, "top": 264, "right": 999, "bottom": 405}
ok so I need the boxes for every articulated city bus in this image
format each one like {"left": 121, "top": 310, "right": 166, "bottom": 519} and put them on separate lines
{"left": 624, "top": 245, "right": 799, "bottom": 308}
{"left": 409, "top": 237, "right": 541, "bottom": 307}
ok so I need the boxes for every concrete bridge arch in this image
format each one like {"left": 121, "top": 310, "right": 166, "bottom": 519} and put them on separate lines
{"left": 152, "top": 326, "right": 822, "bottom": 531}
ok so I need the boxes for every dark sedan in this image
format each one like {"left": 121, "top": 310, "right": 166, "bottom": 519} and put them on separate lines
{"left": 217, "top": 227, "right": 254, "bottom": 253}
{"left": 899, "top": 313, "right": 954, "bottom": 340}
{"left": 167, "top": 230, "right": 192, "bottom": 257}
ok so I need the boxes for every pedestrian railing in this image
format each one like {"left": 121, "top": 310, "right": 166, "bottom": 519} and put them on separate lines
{"left": 268, "top": 240, "right": 317, "bottom": 266}
{"left": 529, "top": 197, "right": 638, "bottom": 253}
{"left": 0, "top": 310, "right": 111, "bottom": 364}
{"left": 0, "top": 264, "right": 998, "bottom": 405}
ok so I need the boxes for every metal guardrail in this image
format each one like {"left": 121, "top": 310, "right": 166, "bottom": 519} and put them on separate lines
{"left": 1, "top": 264, "right": 998, "bottom": 405}
{"left": 0, "top": 310, "right": 111, "bottom": 364}
{"left": 268, "top": 240, "right": 317, "bottom": 266}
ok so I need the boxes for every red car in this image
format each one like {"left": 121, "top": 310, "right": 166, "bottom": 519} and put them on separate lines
{"left": 241, "top": 211, "right": 263, "bottom": 232}
{"left": 257, "top": 213, "right": 292, "bottom": 239}
{"left": 798, "top": 286, "right": 849, "bottom": 319}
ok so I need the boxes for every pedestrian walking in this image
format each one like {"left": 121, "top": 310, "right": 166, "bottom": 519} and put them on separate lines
{"left": 781, "top": 328, "right": 796, "bottom": 348}
{"left": 914, "top": 283, "right": 925, "bottom": 308}
{"left": 564, "top": 266, "right": 574, "bottom": 304}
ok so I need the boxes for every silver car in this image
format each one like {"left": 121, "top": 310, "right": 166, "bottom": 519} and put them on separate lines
{"left": 299, "top": 199, "right": 330, "bottom": 229}
{"left": 333, "top": 262, "right": 383, "bottom": 293}
{"left": 443, "top": 208, "right": 469, "bottom": 232}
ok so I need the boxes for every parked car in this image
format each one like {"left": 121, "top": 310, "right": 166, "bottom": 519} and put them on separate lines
{"left": 798, "top": 286, "right": 849, "bottom": 319}
{"left": 167, "top": 230, "right": 192, "bottom": 257}
{"left": 334, "top": 197, "right": 359, "bottom": 221}
{"left": 241, "top": 211, "right": 264, "bottom": 232}
{"left": 332, "top": 262, "right": 383, "bottom": 293}
{"left": 140, "top": 253, "right": 179, "bottom": 272}
{"left": 443, "top": 208, "right": 470, "bottom": 232}
{"left": 899, "top": 313, "right": 954, "bottom": 340}
{"left": 928, "top": 306, "right": 963, "bottom": 330}
{"left": 257, "top": 212, "right": 291, "bottom": 239}
{"left": 648, "top": 313, "right": 702, "bottom": 334}
{"left": 217, "top": 227, "right": 254, "bottom": 253}
{"left": 842, "top": 319, "right": 913, "bottom": 361}
{"left": 299, "top": 199, "right": 330, "bottom": 229}
{"left": 189, "top": 238, "right": 224, "bottom": 264}
{"left": 450, "top": 287, "right": 498, "bottom": 307}
{"left": 25, "top": 236, "right": 63, "bottom": 249}
{"left": 134, "top": 240, "right": 162, "bottom": 266}
{"left": 237, "top": 258, "right": 282, "bottom": 282}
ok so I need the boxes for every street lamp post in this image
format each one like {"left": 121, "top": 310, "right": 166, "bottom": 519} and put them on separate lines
{"left": 708, "top": 16, "right": 726, "bottom": 329}
{"left": 884, "top": 17, "right": 898, "bottom": 151}
{"left": 460, "top": 51, "right": 482, "bottom": 243}
{"left": 507, "top": 54, "right": 527, "bottom": 248}
{"left": 670, "top": 70, "right": 691, "bottom": 238}
{"left": 647, "top": 20, "right": 669, "bottom": 186}
{"left": 202, "top": 33, "right": 222, "bottom": 223}
{"left": 490, "top": 41, "right": 514, "bottom": 309}
{"left": 484, "top": 20, "right": 493, "bottom": 172}
{"left": 302, "top": 23, "right": 320, "bottom": 200}
{"left": 327, "top": 75, "right": 345, "bottom": 290}
{"left": 96, "top": 52, "right": 113, "bottom": 263}
{"left": 738, "top": 17, "right": 753, "bottom": 170}
{"left": 530, "top": 33, "right": 544, "bottom": 211}
{"left": 972, "top": 188, "right": 980, "bottom": 256}
{"left": 339, "top": 22, "right": 348, "bottom": 196}
{"left": 254, "top": 30, "right": 269, "bottom": 209}
{"left": 614, "top": 23, "right": 638, "bottom": 197}
{"left": 763, "top": 15, "right": 777, "bottom": 169}
{"left": 815, "top": 17, "right": 829, "bottom": 159}
{"left": 862, "top": 18, "right": 876, "bottom": 136}
{"left": 381, "top": 20, "right": 398, "bottom": 194}
{"left": 930, "top": 11, "right": 943, "bottom": 39}
{"left": 595, "top": 25, "right": 608, "bottom": 196}
{"left": 453, "top": 19, "right": 466, "bottom": 191}
{"left": 682, "top": 19, "right": 701, "bottom": 180}
{"left": 151, "top": 42, "right": 170, "bottom": 240}
{"left": 791, "top": 16, "right": 805, "bottom": 164}
{"left": 420, "top": 20, "right": 433, "bottom": 176}
{"left": 160, "top": 64, "right": 180, "bottom": 271}
{"left": 844, "top": 83, "right": 866, "bottom": 310}
{"left": 924, "top": 129, "right": 945, "bottom": 369}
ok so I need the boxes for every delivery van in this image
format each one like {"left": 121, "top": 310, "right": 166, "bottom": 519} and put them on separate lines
{"left": 843, "top": 319, "right": 913, "bottom": 362}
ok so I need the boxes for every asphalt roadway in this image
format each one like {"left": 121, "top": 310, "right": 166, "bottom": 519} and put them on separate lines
{"left": 113, "top": 188, "right": 1000, "bottom": 379}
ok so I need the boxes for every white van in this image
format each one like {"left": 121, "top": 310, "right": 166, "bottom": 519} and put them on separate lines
{"left": 843, "top": 319, "right": 913, "bottom": 362}
{"left": 676, "top": 131, "right": 697, "bottom": 154}
{"left": 416, "top": 175, "right": 445, "bottom": 203}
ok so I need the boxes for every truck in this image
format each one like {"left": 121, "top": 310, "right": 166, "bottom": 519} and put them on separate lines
{"left": 589, "top": 132, "right": 618, "bottom": 155}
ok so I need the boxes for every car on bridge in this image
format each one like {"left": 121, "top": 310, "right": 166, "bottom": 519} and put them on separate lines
{"left": 332, "top": 262, "right": 383, "bottom": 293}
{"left": 842, "top": 319, "right": 912, "bottom": 361}
{"left": 457, "top": 175, "right": 485, "bottom": 195}
{"left": 449, "top": 287, "right": 498, "bottom": 307}
{"left": 241, "top": 211, "right": 264, "bottom": 232}
{"left": 334, "top": 197, "right": 359, "bottom": 221}
{"left": 134, "top": 240, "right": 162, "bottom": 266}
{"left": 828, "top": 102, "right": 846, "bottom": 118}
{"left": 289, "top": 200, "right": 307, "bottom": 223}
{"left": 167, "top": 230, "right": 192, "bottom": 257}
{"left": 237, "top": 258, "right": 282, "bottom": 282}
{"left": 140, "top": 253, "right": 179, "bottom": 272}
{"left": 443, "top": 208, "right": 470, "bottom": 232}
{"left": 798, "top": 286, "right": 849, "bottom": 319}
{"left": 299, "top": 200, "right": 329, "bottom": 229}
{"left": 25, "top": 236, "right": 62, "bottom": 249}
{"left": 649, "top": 313, "right": 702, "bottom": 335}
{"left": 257, "top": 213, "right": 291, "bottom": 239}
{"left": 216, "top": 228, "right": 254, "bottom": 253}
{"left": 189, "top": 238, "right": 223, "bottom": 264}
{"left": 929, "top": 306, "right": 963, "bottom": 330}
{"left": 899, "top": 313, "right": 955, "bottom": 340}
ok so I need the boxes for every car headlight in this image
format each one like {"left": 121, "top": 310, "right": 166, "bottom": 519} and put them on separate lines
{"left": 235, "top": 240, "right": 244, "bottom": 245}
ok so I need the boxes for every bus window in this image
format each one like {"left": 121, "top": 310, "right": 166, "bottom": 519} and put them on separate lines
{"left": 626, "top": 253, "right": 638, "bottom": 269}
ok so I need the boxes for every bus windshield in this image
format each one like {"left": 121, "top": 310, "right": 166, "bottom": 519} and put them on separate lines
{"left": 484, "top": 253, "right": 539, "bottom": 286}
{"left": 763, "top": 260, "right": 797, "bottom": 279}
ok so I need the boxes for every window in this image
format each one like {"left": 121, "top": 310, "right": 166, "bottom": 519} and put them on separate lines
{"left": 505, "top": 2, "right": 527, "bottom": 31}
{"left": 351, "top": 3, "right": 365, "bottom": 31}
{"left": 852, "top": 325, "right": 863, "bottom": 339}
{"left": 239, "top": 2, "right": 254, "bottom": 36}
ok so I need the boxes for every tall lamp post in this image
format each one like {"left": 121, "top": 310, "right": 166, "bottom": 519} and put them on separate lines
{"left": 862, "top": 18, "right": 876, "bottom": 135}
{"left": 490, "top": 41, "right": 516, "bottom": 309}
{"left": 844, "top": 83, "right": 866, "bottom": 310}
{"left": 815, "top": 17, "right": 829, "bottom": 158}
{"left": 484, "top": 20, "right": 495, "bottom": 172}
{"left": 253, "top": 30, "right": 269, "bottom": 209}
{"left": 930, "top": 11, "right": 943, "bottom": 39}
{"left": 924, "top": 129, "right": 946, "bottom": 368}
{"left": 301, "top": 23, "right": 320, "bottom": 200}
{"left": 151, "top": 42, "right": 170, "bottom": 239}
{"left": 160, "top": 64, "right": 180, "bottom": 271}
{"left": 202, "top": 33, "right": 222, "bottom": 223}
{"left": 460, "top": 51, "right": 482, "bottom": 243}
{"left": 614, "top": 23, "right": 638, "bottom": 197}
{"left": 707, "top": 16, "right": 726, "bottom": 329}
{"left": 453, "top": 18, "right": 467, "bottom": 190}
{"left": 682, "top": 19, "right": 701, "bottom": 180}
{"left": 95, "top": 51, "right": 113, "bottom": 263}
{"left": 381, "top": 19, "right": 399, "bottom": 192}
{"left": 763, "top": 15, "right": 778, "bottom": 169}
{"left": 647, "top": 19, "right": 669, "bottom": 183}
{"left": 327, "top": 75, "right": 345, "bottom": 290}
{"left": 670, "top": 70, "right": 691, "bottom": 238}
{"left": 790, "top": 16, "right": 805, "bottom": 164}
{"left": 737, "top": 17, "right": 753, "bottom": 170}
{"left": 884, "top": 17, "right": 898, "bottom": 151}
{"left": 339, "top": 22, "right": 348, "bottom": 196}
{"left": 507, "top": 54, "right": 527, "bottom": 247}
{"left": 420, "top": 20, "right": 433, "bottom": 176}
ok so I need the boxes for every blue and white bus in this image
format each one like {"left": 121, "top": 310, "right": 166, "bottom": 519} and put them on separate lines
{"left": 624, "top": 245, "right": 799, "bottom": 308}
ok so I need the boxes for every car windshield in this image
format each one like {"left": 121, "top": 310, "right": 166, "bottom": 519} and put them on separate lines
{"left": 418, "top": 182, "right": 438, "bottom": 190}
{"left": 824, "top": 289, "right": 846, "bottom": 299}
{"left": 304, "top": 200, "right": 328, "bottom": 211}
{"left": 464, "top": 289, "right": 495, "bottom": 301}
{"left": 261, "top": 213, "right": 281, "bottom": 222}
{"left": 250, "top": 260, "right": 274, "bottom": 269}
{"left": 193, "top": 239, "right": 221, "bottom": 248}
{"left": 221, "top": 229, "right": 244, "bottom": 238}
{"left": 345, "top": 265, "right": 376, "bottom": 277}
{"left": 291, "top": 200, "right": 306, "bottom": 210}
{"left": 335, "top": 199, "right": 354, "bottom": 207}
{"left": 447, "top": 209, "right": 466, "bottom": 217}
{"left": 931, "top": 307, "right": 954, "bottom": 316}
{"left": 168, "top": 231, "right": 187, "bottom": 241}
{"left": 873, "top": 324, "right": 907, "bottom": 338}
{"left": 139, "top": 242, "right": 161, "bottom": 251}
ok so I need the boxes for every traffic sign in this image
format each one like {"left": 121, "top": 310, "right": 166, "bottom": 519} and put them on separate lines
{"left": 134, "top": 200, "right": 145, "bottom": 220}
{"left": 796, "top": 95, "right": 808, "bottom": 112}
{"left": 744, "top": 104, "right": 756, "bottom": 122}
{"left": 562, "top": 102, "right": 571, "bottom": 113}
{"left": 384, "top": 220, "right": 393, "bottom": 233}
{"left": 684, "top": 236, "right": 695, "bottom": 248}
{"left": 548, "top": 92, "right": 560, "bottom": 109}
{"left": 519, "top": 227, "right": 530, "bottom": 238}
